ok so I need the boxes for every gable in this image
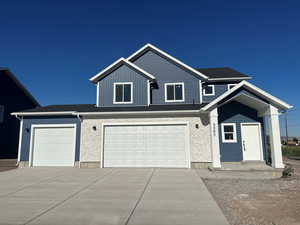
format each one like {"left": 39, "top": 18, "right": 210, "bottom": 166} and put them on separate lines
{"left": 132, "top": 50, "right": 205, "bottom": 81}
{"left": 128, "top": 44, "right": 208, "bottom": 80}
{"left": 90, "top": 58, "right": 155, "bottom": 83}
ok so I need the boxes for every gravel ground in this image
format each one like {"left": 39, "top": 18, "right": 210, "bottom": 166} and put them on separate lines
{"left": 203, "top": 159, "right": 300, "bottom": 225}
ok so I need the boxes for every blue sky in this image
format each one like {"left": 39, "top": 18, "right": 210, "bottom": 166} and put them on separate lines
{"left": 1, "top": 0, "right": 299, "bottom": 136}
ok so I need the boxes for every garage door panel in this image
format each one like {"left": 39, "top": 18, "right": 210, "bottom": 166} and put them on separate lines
{"left": 103, "top": 124, "right": 189, "bottom": 168}
{"left": 32, "top": 126, "right": 75, "bottom": 167}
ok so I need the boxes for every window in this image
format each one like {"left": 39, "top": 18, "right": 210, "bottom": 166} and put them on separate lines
{"left": 0, "top": 105, "right": 4, "bottom": 123}
{"left": 227, "top": 84, "right": 236, "bottom": 90}
{"left": 203, "top": 85, "right": 215, "bottom": 96}
{"left": 221, "top": 123, "right": 237, "bottom": 143}
{"left": 113, "top": 82, "right": 133, "bottom": 104}
{"left": 165, "top": 83, "right": 184, "bottom": 102}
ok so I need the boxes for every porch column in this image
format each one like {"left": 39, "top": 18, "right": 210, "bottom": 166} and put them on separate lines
{"left": 267, "top": 105, "right": 284, "bottom": 168}
{"left": 209, "top": 108, "right": 221, "bottom": 168}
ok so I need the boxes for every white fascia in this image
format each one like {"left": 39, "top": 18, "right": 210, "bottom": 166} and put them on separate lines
{"left": 74, "top": 110, "right": 200, "bottom": 116}
{"left": 201, "top": 80, "right": 292, "bottom": 111}
{"left": 89, "top": 57, "right": 155, "bottom": 83}
{"left": 11, "top": 111, "right": 76, "bottom": 116}
{"left": 127, "top": 43, "right": 208, "bottom": 80}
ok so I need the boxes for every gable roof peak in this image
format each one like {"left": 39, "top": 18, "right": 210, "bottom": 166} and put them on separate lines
{"left": 89, "top": 57, "right": 155, "bottom": 83}
{"left": 127, "top": 43, "right": 209, "bottom": 80}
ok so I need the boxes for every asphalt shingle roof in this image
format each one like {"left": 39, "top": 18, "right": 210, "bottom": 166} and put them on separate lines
{"left": 195, "top": 67, "right": 250, "bottom": 79}
{"left": 20, "top": 104, "right": 207, "bottom": 113}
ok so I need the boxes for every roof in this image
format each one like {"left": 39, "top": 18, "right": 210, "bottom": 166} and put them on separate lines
{"left": 195, "top": 67, "right": 251, "bottom": 80}
{"left": 201, "top": 80, "right": 292, "bottom": 111}
{"left": 12, "top": 104, "right": 208, "bottom": 116}
{"left": 90, "top": 58, "right": 155, "bottom": 83}
{"left": 0, "top": 67, "right": 40, "bottom": 106}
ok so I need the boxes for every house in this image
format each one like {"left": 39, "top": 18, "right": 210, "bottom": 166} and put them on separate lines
{"left": 0, "top": 68, "right": 40, "bottom": 159}
{"left": 12, "top": 44, "right": 292, "bottom": 169}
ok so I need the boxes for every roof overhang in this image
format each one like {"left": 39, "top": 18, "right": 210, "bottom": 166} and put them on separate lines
{"left": 11, "top": 110, "right": 200, "bottom": 117}
{"left": 11, "top": 111, "right": 76, "bottom": 116}
{"left": 207, "top": 77, "right": 252, "bottom": 82}
{"left": 89, "top": 57, "right": 155, "bottom": 83}
{"left": 201, "top": 80, "right": 292, "bottom": 112}
{"left": 127, "top": 43, "right": 208, "bottom": 80}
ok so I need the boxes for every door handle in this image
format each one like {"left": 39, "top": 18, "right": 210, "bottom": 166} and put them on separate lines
{"left": 243, "top": 140, "right": 246, "bottom": 151}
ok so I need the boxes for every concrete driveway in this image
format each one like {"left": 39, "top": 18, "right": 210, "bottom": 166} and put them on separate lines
{"left": 0, "top": 168, "right": 229, "bottom": 225}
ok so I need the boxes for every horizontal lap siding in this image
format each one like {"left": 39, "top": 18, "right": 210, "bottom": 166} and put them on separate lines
{"left": 218, "top": 101, "right": 267, "bottom": 162}
{"left": 132, "top": 50, "right": 202, "bottom": 105}
{"left": 20, "top": 117, "right": 81, "bottom": 162}
{"left": 98, "top": 65, "right": 148, "bottom": 107}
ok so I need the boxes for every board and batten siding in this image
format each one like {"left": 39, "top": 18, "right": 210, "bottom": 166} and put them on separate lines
{"left": 19, "top": 116, "right": 81, "bottom": 162}
{"left": 97, "top": 64, "right": 148, "bottom": 107}
{"left": 218, "top": 101, "right": 267, "bottom": 162}
{"left": 132, "top": 50, "right": 203, "bottom": 105}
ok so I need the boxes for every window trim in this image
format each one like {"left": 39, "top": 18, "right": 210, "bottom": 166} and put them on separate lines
{"left": 113, "top": 82, "right": 133, "bottom": 104}
{"left": 227, "top": 84, "right": 236, "bottom": 91}
{"left": 221, "top": 123, "right": 237, "bottom": 143}
{"left": 164, "top": 82, "right": 185, "bottom": 103}
{"left": 203, "top": 85, "right": 215, "bottom": 96}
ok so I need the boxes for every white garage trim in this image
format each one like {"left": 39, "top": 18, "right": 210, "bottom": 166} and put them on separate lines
{"left": 100, "top": 121, "right": 191, "bottom": 168}
{"left": 29, "top": 124, "right": 77, "bottom": 167}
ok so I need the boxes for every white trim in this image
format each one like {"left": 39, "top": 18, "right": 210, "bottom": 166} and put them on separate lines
{"left": 29, "top": 124, "right": 77, "bottom": 167}
{"left": 199, "top": 80, "right": 203, "bottom": 104}
{"left": 127, "top": 43, "right": 208, "bottom": 79}
{"left": 227, "top": 84, "right": 236, "bottom": 90}
{"left": 76, "top": 110, "right": 200, "bottom": 116}
{"left": 208, "top": 77, "right": 252, "bottom": 81}
{"left": 113, "top": 82, "right": 133, "bottom": 104}
{"left": 100, "top": 121, "right": 191, "bottom": 168}
{"left": 240, "top": 122, "right": 264, "bottom": 161}
{"left": 17, "top": 118, "right": 23, "bottom": 162}
{"left": 203, "top": 85, "right": 215, "bottom": 96}
{"left": 201, "top": 80, "right": 292, "bottom": 111}
{"left": 221, "top": 123, "right": 237, "bottom": 143}
{"left": 11, "top": 111, "right": 76, "bottom": 116}
{"left": 164, "top": 82, "right": 185, "bottom": 102}
{"left": 147, "top": 80, "right": 151, "bottom": 106}
{"left": 96, "top": 82, "right": 100, "bottom": 107}
{"left": 90, "top": 57, "right": 155, "bottom": 83}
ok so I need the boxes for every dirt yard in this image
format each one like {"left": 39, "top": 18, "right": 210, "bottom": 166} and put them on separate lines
{"left": 203, "top": 159, "right": 300, "bottom": 225}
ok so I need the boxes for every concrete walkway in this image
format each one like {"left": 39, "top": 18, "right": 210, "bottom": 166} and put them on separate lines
{"left": 0, "top": 168, "right": 229, "bottom": 225}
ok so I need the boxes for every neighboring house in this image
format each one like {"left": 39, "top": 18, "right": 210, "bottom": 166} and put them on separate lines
{"left": 0, "top": 68, "right": 39, "bottom": 159}
{"left": 12, "top": 44, "right": 292, "bottom": 169}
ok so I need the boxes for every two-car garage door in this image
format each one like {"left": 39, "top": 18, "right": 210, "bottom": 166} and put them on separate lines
{"left": 31, "top": 125, "right": 76, "bottom": 166}
{"left": 103, "top": 124, "right": 190, "bottom": 168}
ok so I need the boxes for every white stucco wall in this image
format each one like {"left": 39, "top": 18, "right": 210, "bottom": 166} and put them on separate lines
{"left": 79, "top": 115, "right": 212, "bottom": 166}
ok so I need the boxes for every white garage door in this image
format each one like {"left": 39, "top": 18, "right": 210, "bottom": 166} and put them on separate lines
{"left": 31, "top": 125, "right": 76, "bottom": 166}
{"left": 103, "top": 124, "right": 189, "bottom": 168}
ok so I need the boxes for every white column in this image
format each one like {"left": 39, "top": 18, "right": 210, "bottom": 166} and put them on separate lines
{"left": 267, "top": 105, "right": 284, "bottom": 168}
{"left": 96, "top": 82, "right": 100, "bottom": 107}
{"left": 209, "top": 108, "right": 221, "bottom": 168}
{"left": 17, "top": 117, "right": 23, "bottom": 163}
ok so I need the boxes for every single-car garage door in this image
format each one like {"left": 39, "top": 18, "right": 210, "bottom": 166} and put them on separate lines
{"left": 31, "top": 125, "right": 76, "bottom": 166}
{"left": 103, "top": 124, "right": 189, "bottom": 168}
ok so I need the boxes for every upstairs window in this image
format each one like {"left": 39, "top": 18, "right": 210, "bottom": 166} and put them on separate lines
{"left": 221, "top": 123, "right": 237, "bottom": 143}
{"left": 113, "top": 82, "right": 133, "bottom": 104}
{"left": 228, "top": 84, "right": 236, "bottom": 90}
{"left": 165, "top": 83, "right": 184, "bottom": 102}
{"left": 0, "top": 105, "right": 4, "bottom": 123}
{"left": 203, "top": 85, "right": 215, "bottom": 96}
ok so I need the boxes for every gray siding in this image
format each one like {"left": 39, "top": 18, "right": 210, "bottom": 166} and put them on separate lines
{"left": 202, "top": 82, "right": 239, "bottom": 103}
{"left": 218, "top": 101, "right": 267, "bottom": 162}
{"left": 20, "top": 117, "right": 81, "bottom": 162}
{"left": 98, "top": 64, "right": 148, "bottom": 107}
{"left": 133, "top": 50, "right": 202, "bottom": 105}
